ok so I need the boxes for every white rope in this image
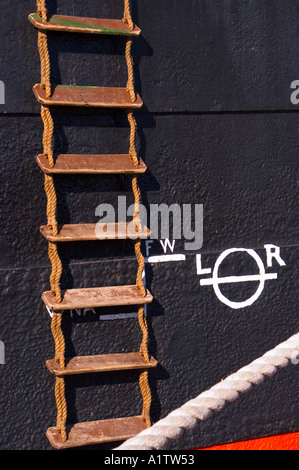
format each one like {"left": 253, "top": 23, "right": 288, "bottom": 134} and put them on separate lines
{"left": 115, "top": 332, "right": 299, "bottom": 450}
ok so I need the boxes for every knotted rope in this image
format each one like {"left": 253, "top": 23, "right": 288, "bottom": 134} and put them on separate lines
{"left": 36, "top": 0, "right": 66, "bottom": 440}
{"left": 123, "top": 0, "right": 134, "bottom": 31}
{"left": 51, "top": 312, "right": 67, "bottom": 441}
{"left": 37, "top": 32, "right": 51, "bottom": 98}
{"left": 38, "top": 34, "right": 62, "bottom": 300}
{"left": 54, "top": 377, "right": 67, "bottom": 442}
{"left": 139, "top": 371, "right": 152, "bottom": 427}
{"left": 36, "top": 0, "right": 47, "bottom": 22}
{"left": 115, "top": 332, "right": 299, "bottom": 450}
{"left": 124, "top": 19, "right": 152, "bottom": 425}
{"left": 36, "top": 0, "right": 51, "bottom": 98}
{"left": 48, "top": 242, "right": 62, "bottom": 301}
{"left": 41, "top": 105, "right": 54, "bottom": 165}
{"left": 123, "top": 0, "right": 136, "bottom": 102}
{"left": 125, "top": 38, "right": 136, "bottom": 102}
{"left": 127, "top": 111, "right": 138, "bottom": 164}
{"left": 51, "top": 312, "right": 65, "bottom": 370}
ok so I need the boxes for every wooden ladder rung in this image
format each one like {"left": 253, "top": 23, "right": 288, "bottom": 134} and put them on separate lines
{"left": 40, "top": 223, "right": 151, "bottom": 242}
{"left": 46, "top": 353, "right": 158, "bottom": 376}
{"left": 33, "top": 84, "right": 143, "bottom": 108}
{"left": 46, "top": 416, "right": 147, "bottom": 449}
{"left": 36, "top": 154, "right": 147, "bottom": 175}
{"left": 42, "top": 285, "right": 153, "bottom": 311}
{"left": 28, "top": 13, "right": 141, "bottom": 37}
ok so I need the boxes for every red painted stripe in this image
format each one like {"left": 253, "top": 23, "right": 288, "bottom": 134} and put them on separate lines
{"left": 198, "top": 432, "right": 299, "bottom": 450}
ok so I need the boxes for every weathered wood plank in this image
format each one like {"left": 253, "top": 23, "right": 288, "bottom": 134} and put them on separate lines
{"left": 40, "top": 223, "right": 150, "bottom": 242}
{"left": 46, "top": 416, "right": 147, "bottom": 449}
{"left": 46, "top": 353, "right": 158, "bottom": 376}
{"left": 33, "top": 84, "right": 143, "bottom": 108}
{"left": 42, "top": 285, "right": 153, "bottom": 311}
{"left": 28, "top": 13, "right": 141, "bottom": 36}
{"left": 36, "top": 154, "right": 147, "bottom": 174}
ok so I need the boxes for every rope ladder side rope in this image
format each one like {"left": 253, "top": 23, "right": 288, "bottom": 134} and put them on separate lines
{"left": 36, "top": 0, "right": 66, "bottom": 441}
{"left": 124, "top": 1, "right": 152, "bottom": 426}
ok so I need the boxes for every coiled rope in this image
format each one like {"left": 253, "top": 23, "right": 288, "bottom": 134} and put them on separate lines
{"left": 115, "top": 332, "right": 299, "bottom": 450}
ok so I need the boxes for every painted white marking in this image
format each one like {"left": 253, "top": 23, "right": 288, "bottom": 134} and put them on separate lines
{"left": 200, "top": 273, "right": 277, "bottom": 285}
{"left": 200, "top": 248, "right": 278, "bottom": 310}
{"left": 0, "top": 341, "right": 4, "bottom": 365}
{"left": 69, "top": 308, "right": 139, "bottom": 321}
{"left": 46, "top": 306, "right": 54, "bottom": 318}
{"left": 264, "top": 244, "right": 286, "bottom": 267}
{"left": 196, "top": 254, "right": 212, "bottom": 275}
{"left": 70, "top": 307, "right": 97, "bottom": 318}
{"left": 145, "top": 254, "right": 186, "bottom": 264}
{"left": 160, "top": 239, "right": 176, "bottom": 253}
{"left": 99, "top": 313, "right": 138, "bottom": 321}
{"left": 0, "top": 81, "right": 4, "bottom": 105}
{"left": 145, "top": 240, "right": 154, "bottom": 257}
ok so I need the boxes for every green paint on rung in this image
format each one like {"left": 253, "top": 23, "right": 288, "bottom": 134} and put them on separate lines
{"left": 29, "top": 14, "right": 132, "bottom": 35}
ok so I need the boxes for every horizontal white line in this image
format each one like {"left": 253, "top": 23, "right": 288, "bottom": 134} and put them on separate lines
{"left": 200, "top": 273, "right": 278, "bottom": 285}
{"left": 145, "top": 254, "right": 186, "bottom": 263}
{"left": 99, "top": 313, "right": 138, "bottom": 321}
